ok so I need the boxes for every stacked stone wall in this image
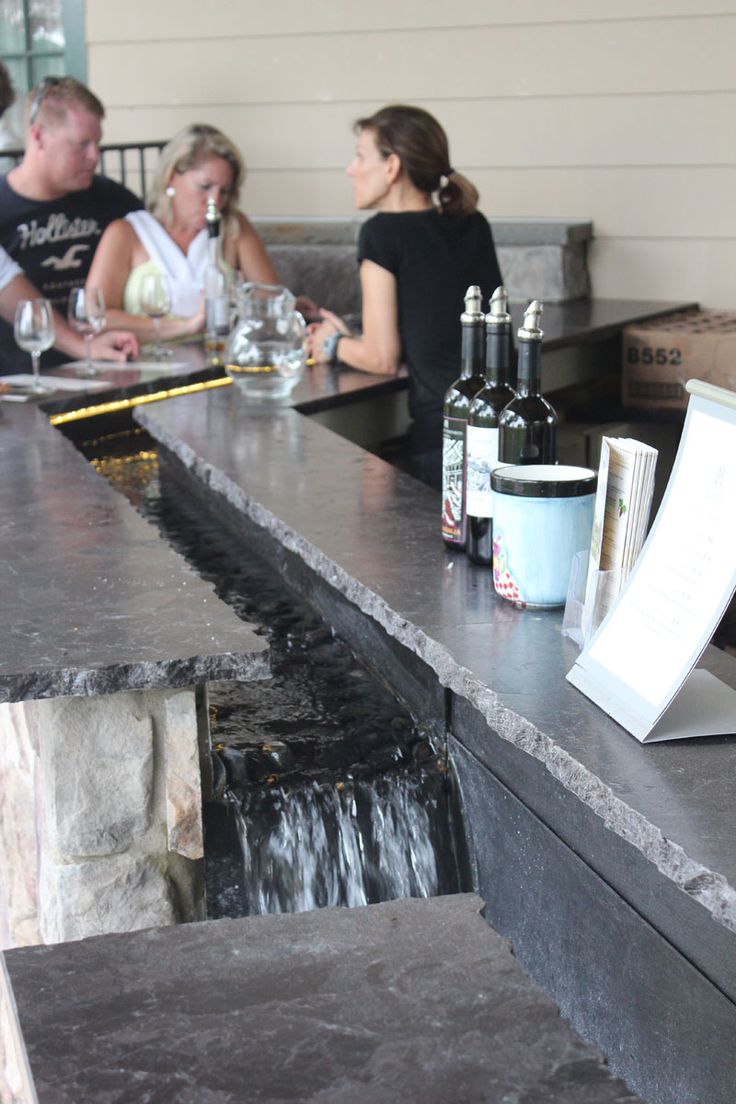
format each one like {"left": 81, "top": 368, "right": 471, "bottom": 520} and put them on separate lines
{"left": 0, "top": 688, "right": 205, "bottom": 948}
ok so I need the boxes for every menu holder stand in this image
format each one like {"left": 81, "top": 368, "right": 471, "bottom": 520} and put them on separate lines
{"left": 567, "top": 380, "right": 736, "bottom": 743}
{"left": 562, "top": 554, "right": 621, "bottom": 650}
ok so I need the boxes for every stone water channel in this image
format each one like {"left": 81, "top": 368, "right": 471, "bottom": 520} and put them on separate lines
{"left": 84, "top": 427, "right": 471, "bottom": 919}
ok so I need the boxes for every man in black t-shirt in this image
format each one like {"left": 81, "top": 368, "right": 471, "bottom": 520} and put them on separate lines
{"left": 0, "top": 76, "right": 142, "bottom": 372}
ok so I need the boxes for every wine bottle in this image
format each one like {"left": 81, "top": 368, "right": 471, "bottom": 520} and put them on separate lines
{"left": 441, "top": 285, "right": 486, "bottom": 549}
{"left": 465, "top": 286, "right": 517, "bottom": 565}
{"left": 204, "top": 197, "right": 231, "bottom": 368}
{"left": 498, "top": 299, "right": 557, "bottom": 465}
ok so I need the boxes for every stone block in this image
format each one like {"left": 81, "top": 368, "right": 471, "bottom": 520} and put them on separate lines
{"left": 3, "top": 689, "right": 205, "bottom": 946}
{"left": 3, "top": 895, "right": 642, "bottom": 1102}
{"left": 254, "top": 216, "right": 594, "bottom": 306}
{"left": 37, "top": 694, "right": 154, "bottom": 860}
{"left": 162, "top": 691, "right": 203, "bottom": 861}
{"left": 497, "top": 243, "right": 590, "bottom": 302}
{"left": 39, "top": 852, "right": 176, "bottom": 944}
{"left": 0, "top": 703, "right": 41, "bottom": 949}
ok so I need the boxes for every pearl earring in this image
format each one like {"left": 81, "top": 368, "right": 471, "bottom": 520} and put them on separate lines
{"left": 165, "top": 185, "right": 176, "bottom": 198}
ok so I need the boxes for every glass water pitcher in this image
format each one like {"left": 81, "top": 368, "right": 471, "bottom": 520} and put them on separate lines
{"left": 225, "top": 283, "right": 306, "bottom": 400}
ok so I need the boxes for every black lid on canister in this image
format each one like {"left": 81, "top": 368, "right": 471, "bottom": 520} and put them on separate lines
{"left": 491, "top": 464, "right": 597, "bottom": 498}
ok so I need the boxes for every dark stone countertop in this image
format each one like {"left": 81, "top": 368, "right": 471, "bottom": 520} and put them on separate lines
{"left": 0, "top": 401, "right": 269, "bottom": 702}
{"left": 1, "top": 893, "right": 641, "bottom": 1103}
{"left": 8, "top": 296, "right": 691, "bottom": 418}
{"left": 0, "top": 295, "right": 711, "bottom": 1098}
{"left": 135, "top": 380, "right": 736, "bottom": 944}
{"left": 3, "top": 296, "right": 685, "bottom": 702}
{"left": 24, "top": 345, "right": 404, "bottom": 422}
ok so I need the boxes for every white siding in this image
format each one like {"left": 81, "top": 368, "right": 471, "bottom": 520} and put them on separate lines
{"left": 87, "top": 3, "right": 736, "bottom": 307}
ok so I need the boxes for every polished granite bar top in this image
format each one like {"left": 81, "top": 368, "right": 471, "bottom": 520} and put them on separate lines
{"left": 0, "top": 401, "right": 269, "bottom": 702}
{"left": 32, "top": 341, "right": 405, "bottom": 418}
{"left": 1, "top": 894, "right": 641, "bottom": 1104}
{"left": 1, "top": 296, "right": 691, "bottom": 705}
{"left": 136, "top": 381, "right": 736, "bottom": 948}
{"left": 3, "top": 295, "right": 692, "bottom": 416}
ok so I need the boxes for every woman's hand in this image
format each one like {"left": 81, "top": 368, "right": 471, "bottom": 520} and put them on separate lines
{"left": 304, "top": 263, "right": 400, "bottom": 377}
{"left": 90, "top": 330, "right": 140, "bottom": 362}
{"left": 305, "top": 309, "right": 351, "bottom": 363}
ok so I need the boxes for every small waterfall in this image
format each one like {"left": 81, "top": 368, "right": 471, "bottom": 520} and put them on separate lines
{"left": 228, "top": 767, "right": 452, "bottom": 916}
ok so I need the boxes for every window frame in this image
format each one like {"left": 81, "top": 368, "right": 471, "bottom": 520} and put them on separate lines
{"left": 0, "top": 0, "right": 86, "bottom": 96}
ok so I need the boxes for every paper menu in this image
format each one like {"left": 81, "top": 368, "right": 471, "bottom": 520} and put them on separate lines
{"left": 622, "top": 443, "right": 656, "bottom": 575}
{"left": 568, "top": 380, "right": 736, "bottom": 742}
{"left": 582, "top": 437, "right": 658, "bottom": 639}
{"left": 59, "top": 360, "right": 190, "bottom": 375}
{"left": 2, "top": 374, "right": 109, "bottom": 393}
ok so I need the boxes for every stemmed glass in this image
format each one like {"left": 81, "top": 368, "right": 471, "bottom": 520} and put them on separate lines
{"left": 140, "top": 272, "right": 172, "bottom": 360}
{"left": 68, "top": 287, "right": 106, "bottom": 376}
{"left": 13, "top": 299, "right": 55, "bottom": 394}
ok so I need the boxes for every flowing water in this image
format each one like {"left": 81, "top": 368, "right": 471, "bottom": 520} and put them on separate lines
{"left": 88, "top": 430, "right": 470, "bottom": 918}
{"left": 231, "top": 774, "right": 443, "bottom": 914}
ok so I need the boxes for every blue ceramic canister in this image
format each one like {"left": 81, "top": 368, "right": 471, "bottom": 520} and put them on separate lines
{"left": 491, "top": 464, "right": 597, "bottom": 609}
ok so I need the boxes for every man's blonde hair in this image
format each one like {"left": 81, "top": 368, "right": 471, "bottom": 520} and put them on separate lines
{"left": 28, "top": 76, "right": 104, "bottom": 128}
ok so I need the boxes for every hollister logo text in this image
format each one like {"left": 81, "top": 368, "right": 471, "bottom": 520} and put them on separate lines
{"left": 17, "top": 213, "right": 102, "bottom": 250}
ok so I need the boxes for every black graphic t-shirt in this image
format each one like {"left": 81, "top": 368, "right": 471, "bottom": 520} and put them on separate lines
{"left": 0, "top": 173, "right": 142, "bottom": 372}
{"left": 358, "top": 209, "right": 503, "bottom": 444}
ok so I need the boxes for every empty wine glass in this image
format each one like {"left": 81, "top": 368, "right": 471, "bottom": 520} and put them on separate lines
{"left": 13, "top": 298, "right": 55, "bottom": 394}
{"left": 68, "top": 286, "right": 106, "bottom": 376}
{"left": 140, "top": 272, "right": 172, "bottom": 360}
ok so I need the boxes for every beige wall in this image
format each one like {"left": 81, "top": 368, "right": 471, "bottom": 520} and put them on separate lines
{"left": 87, "top": 2, "right": 735, "bottom": 308}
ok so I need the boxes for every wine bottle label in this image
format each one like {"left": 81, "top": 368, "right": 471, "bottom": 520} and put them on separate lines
{"left": 206, "top": 295, "right": 231, "bottom": 335}
{"left": 465, "top": 425, "right": 499, "bottom": 519}
{"left": 441, "top": 416, "right": 466, "bottom": 543}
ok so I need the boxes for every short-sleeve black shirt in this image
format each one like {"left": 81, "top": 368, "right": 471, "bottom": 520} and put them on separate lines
{"left": 0, "top": 173, "right": 142, "bottom": 372}
{"left": 357, "top": 209, "right": 503, "bottom": 444}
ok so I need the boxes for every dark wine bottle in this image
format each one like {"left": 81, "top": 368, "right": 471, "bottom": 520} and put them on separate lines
{"left": 498, "top": 300, "right": 557, "bottom": 465}
{"left": 441, "top": 286, "right": 486, "bottom": 549}
{"left": 466, "top": 286, "right": 517, "bottom": 565}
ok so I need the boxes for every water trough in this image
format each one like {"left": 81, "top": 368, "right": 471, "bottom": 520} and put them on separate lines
{"left": 92, "top": 437, "right": 470, "bottom": 919}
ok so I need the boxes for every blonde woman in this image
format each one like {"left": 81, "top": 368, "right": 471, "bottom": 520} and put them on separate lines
{"left": 87, "top": 123, "right": 277, "bottom": 342}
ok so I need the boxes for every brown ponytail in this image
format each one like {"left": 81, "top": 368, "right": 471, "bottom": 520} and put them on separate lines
{"left": 354, "top": 104, "right": 479, "bottom": 217}
{"left": 438, "top": 171, "right": 479, "bottom": 217}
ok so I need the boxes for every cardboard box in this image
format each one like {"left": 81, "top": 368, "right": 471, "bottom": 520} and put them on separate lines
{"left": 622, "top": 309, "right": 736, "bottom": 411}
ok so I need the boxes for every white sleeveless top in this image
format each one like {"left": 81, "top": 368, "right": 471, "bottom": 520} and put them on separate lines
{"left": 123, "top": 210, "right": 209, "bottom": 317}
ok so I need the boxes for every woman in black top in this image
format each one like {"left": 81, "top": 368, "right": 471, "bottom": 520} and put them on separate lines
{"left": 305, "top": 104, "right": 503, "bottom": 488}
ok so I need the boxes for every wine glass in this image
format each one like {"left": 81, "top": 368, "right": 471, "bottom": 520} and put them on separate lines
{"left": 13, "top": 299, "right": 55, "bottom": 394}
{"left": 140, "top": 272, "right": 172, "bottom": 360}
{"left": 68, "top": 287, "right": 106, "bottom": 376}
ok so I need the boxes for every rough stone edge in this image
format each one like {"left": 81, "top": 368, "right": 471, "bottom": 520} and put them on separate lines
{"left": 137, "top": 414, "right": 736, "bottom": 935}
{"left": 0, "top": 649, "right": 270, "bottom": 706}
